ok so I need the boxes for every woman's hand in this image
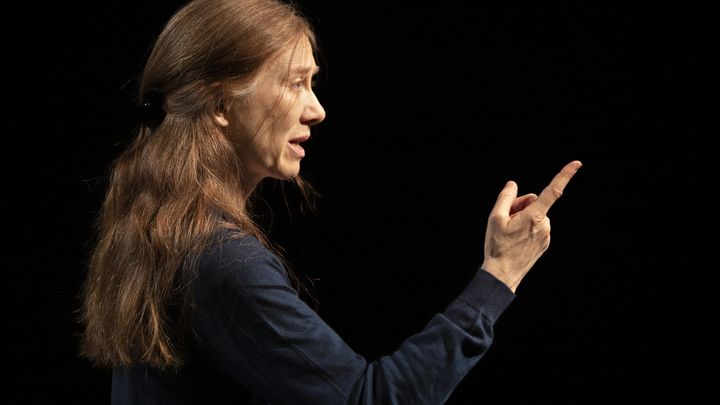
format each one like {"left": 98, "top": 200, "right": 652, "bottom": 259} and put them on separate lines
{"left": 482, "top": 161, "right": 582, "bottom": 292}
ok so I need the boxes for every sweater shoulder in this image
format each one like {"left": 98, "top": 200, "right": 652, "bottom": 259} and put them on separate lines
{"left": 196, "top": 233, "right": 289, "bottom": 287}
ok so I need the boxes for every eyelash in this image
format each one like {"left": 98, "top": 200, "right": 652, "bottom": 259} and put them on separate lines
{"left": 291, "top": 77, "right": 318, "bottom": 90}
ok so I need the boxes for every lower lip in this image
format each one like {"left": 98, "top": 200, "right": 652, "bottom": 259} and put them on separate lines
{"left": 288, "top": 142, "right": 305, "bottom": 158}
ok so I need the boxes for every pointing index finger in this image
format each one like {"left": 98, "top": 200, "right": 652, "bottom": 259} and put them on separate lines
{"left": 532, "top": 160, "right": 582, "bottom": 216}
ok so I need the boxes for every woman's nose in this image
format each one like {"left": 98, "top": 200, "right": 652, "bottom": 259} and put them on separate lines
{"left": 301, "top": 91, "right": 326, "bottom": 126}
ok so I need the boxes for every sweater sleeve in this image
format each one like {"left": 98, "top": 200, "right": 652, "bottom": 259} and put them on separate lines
{"left": 190, "top": 236, "right": 515, "bottom": 405}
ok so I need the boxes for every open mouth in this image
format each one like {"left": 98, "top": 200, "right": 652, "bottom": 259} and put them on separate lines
{"left": 288, "top": 135, "right": 310, "bottom": 158}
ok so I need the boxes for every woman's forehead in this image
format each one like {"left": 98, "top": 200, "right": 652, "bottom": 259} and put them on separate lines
{"left": 266, "top": 37, "right": 316, "bottom": 76}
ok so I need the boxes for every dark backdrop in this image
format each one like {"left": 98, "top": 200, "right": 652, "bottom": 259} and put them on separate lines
{"left": 13, "top": 1, "right": 703, "bottom": 403}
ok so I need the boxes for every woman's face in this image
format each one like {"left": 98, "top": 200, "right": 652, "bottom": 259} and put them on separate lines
{"left": 224, "top": 36, "right": 325, "bottom": 186}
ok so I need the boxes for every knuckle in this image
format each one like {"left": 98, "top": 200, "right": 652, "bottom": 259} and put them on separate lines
{"left": 531, "top": 213, "right": 546, "bottom": 224}
{"left": 532, "top": 216, "right": 551, "bottom": 234}
{"left": 545, "top": 186, "right": 563, "bottom": 199}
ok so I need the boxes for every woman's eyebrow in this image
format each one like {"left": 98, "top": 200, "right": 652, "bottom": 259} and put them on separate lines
{"left": 290, "top": 66, "right": 320, "bottom": 75}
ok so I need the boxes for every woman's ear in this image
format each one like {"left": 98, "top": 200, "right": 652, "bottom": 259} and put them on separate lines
{"left": 210, "top": 83, "right": 231, "bottom": 127}
{"left": 212, "top": 111, "right": 229, "bottom": 127}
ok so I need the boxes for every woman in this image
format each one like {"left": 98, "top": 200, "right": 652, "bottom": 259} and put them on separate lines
{"left": 80, "top": 0, "right": 581, "bottom": 403}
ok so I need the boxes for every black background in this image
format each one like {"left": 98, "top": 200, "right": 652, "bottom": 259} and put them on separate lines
{"left": 13, "top": 0, "right": 704, "bottom": 403}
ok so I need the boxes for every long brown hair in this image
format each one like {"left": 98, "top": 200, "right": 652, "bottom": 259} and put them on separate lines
{"left": 80, "top": 0, "right": 318, "bottom": 369}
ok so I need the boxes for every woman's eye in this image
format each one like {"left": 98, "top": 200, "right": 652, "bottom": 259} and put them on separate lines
{"left": 290, "top": 78, "right": 306, "bottom": 90}
{"left": 290, "top": 76, "right": 318, "bottom": 90}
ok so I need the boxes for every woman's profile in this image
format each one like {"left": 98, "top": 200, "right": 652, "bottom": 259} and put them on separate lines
{"left": 79, "top": 0, "right": 581, "bottom": 403}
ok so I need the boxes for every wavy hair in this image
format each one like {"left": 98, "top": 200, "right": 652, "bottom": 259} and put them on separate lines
{"left": 80, "top": 0, "right": 319, "bottom": 369}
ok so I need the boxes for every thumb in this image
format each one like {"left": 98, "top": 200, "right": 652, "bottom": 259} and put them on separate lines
{"left": 491, "top": 181, "right": 518, "bottom": 218}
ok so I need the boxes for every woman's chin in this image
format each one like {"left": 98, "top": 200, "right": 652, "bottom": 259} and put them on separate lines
{"left": 275, "top": 164, "right": 301, "bottom": 181}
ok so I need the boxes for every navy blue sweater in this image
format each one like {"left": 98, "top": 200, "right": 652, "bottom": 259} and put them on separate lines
{"left": 112, "top": 235, "right": 515, "bottom": 404}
